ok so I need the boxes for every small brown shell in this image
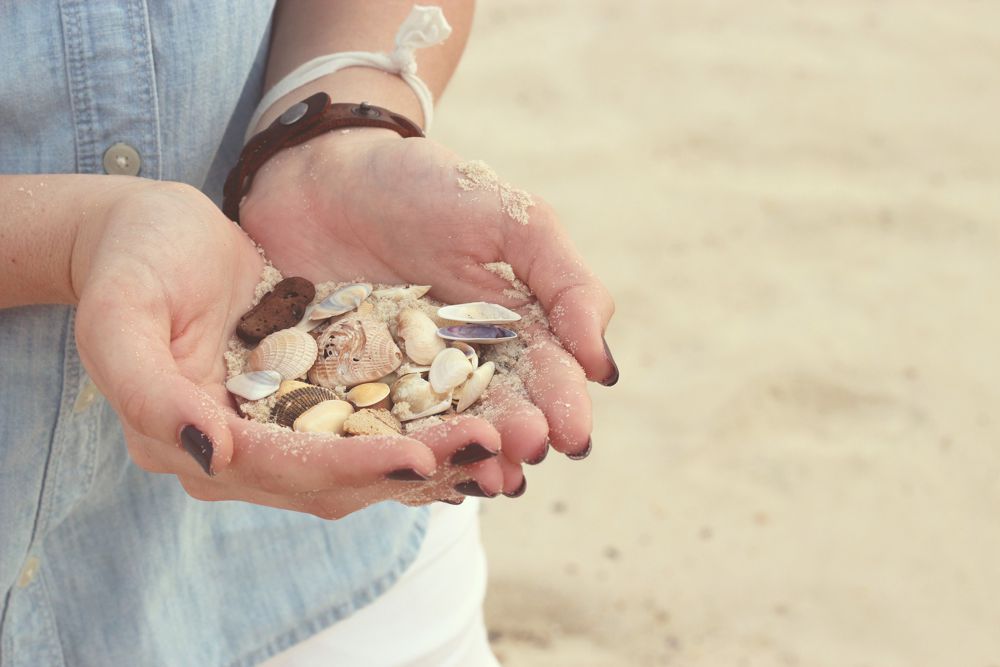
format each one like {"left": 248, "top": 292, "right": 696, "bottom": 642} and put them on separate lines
{"left": 248, "top": 328, "right": 318, "bottom": 380}
{"left": 270, "top": 385, "right": 339, "bottom": 428}
{"left": 346, "top": 382, "right": 391, "bottom": 409}
{"left": 309, "top": 317, "right": 403, "bottom": 388}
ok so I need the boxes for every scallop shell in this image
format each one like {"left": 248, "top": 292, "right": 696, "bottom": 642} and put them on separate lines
{"left": 309, "top": 317, "right": 403, "bottom": 388}
{"left": 437, "top": 325, "right": 518, "bottom": 345}
{"left": 248, "top": 328, "right": 318, "bottom": 380}
{"left": 372, "top": 285, "right": 431, "bottom": 301}
{"left": 450, "top": 341, "right": 478, "bottom": 370}
{"left": 396, "top": 308, "right": 446, "bottom": 365}
{"left": 270, "top": 385, "right": 340, "bottom": 427}
{"left": 437, "top": 302, "right": 521, "bottom": 324}
{"left": 428, "top": 347, "right": 474, "bottom": 394}
{"left": 346, "top": 382, "right": 391, "bottom": 409}
{"left": 390, "top": 373, "right": 451, "bottom": 421}
{"left": 292, "top": 399, "right": 355, "bottom": 434}
{"left": 225, "top": 370, "right": 282, "bottom": 400}
{"left": 456, "top": 361, "right": 495, "bottom": 413}
{"left": 343, "top": 408, "right": 403, "bottom": 436}
{"left": 309, "top": 283, "right": 373, "bottom": 320}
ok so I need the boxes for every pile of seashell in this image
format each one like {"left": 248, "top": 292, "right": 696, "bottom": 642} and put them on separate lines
{"left": 225, "top": 278, "right": 521, "bottom": 437}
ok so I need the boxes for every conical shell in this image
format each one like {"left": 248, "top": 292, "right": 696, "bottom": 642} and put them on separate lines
{"left": 270, "top": 385, "right": 340, "bottom": 428}
{"left": 248, "top": 328, "right": 318, "bottom": 380}
{"left": 372, "top": 284, "right": 431, "bottom": 301}
{"left": 437, "top": 302, "right": 521, "bottom": 324}
{"left": 346, "top": 382, "right": 391, "bottom": 409}
{"left": 292, "top": 399, "right": 355, "bottom": 434}
{"left": 397, "top": 308, "right": 446, "bottom": 365}
{"left": 309, "top": 317, "right": 402, "bottom": 388}
{"left": 343, "top": 408, "right": 403, "bottom": 436}
{"left": 456, "top": 361, "right": 495, "bottom": 413}
{"left": 309, "top": 283, "right": 372, "bottom": 320}
{"left": 429, "top": 347, "right": 474, "bottom": 394}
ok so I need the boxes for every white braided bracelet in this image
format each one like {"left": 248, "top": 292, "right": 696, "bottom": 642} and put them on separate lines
{"left": 245, "top": 5, "right": 452, "bottom": 141}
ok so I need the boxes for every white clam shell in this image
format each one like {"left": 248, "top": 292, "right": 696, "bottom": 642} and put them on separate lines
{"left": 395, "top": 397, "right": 452, "bottom": 422}
{"left": 309, "top": 283, "right": 373, "bottom": 321}
{"left": 248, "top": 328, "right": 318, "bottom": 380}
{"left": 456, "top": 361, "right": 495, "bottom": 413}
{"left": 450, "top": 341, "right": 478, "bottom": 370}
{"left": 292, "top": 399, "right": 355, "bottom": 434}
{"left": 294, "top": 304, "right": 326, "bottom": 332}
{"left": 372, "top": 284, "right": 431, "bottom": 301}
{"left": 225, "top": 370, "right": 282, "bottom": 400}
{"left": 390, "top": 373, "right": 451, "bottom": 421}
{"left": 397, "top": 308, "right": 446, "bottom": 365}
{"left": 437, "top": 302, "right": 521, "bottom": 325}
{"left": 346, "top": 382, "right": 391, "bottom": 408}
{"left": 428, "top": 347, "right": 474, "bottom": 394}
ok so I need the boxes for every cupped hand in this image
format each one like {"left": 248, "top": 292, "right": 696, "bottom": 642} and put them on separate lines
{"left": 239, "top": 129, "right": 618, "bottom": 490}
{"left": 73, "top": 180, "right": 496, "bottom": 517}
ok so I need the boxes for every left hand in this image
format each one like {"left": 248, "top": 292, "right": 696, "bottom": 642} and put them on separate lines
{"left": 239, "top": 129, "right": 617, "bottom": 496}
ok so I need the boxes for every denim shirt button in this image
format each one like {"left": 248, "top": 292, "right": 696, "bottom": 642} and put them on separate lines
{"left": 17, "top": 556, "right": 40, "bottom": 588}
{"left": 102, "top": 142, "right": 142, "bottom": 176}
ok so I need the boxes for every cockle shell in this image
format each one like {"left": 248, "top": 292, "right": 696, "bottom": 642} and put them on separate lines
{"left": 309, "top": 317, "right": 403, "bottom": 388}
{"left": 437, "top": 302, "right": 521, "bottom": 325}
{"left": 396, "top": 308, "right": 446, "bottom": 365}
{"left": 225, "top": 370, "right": 282, "bottom": 400}
{"left": 429, "top": 347, "right": 475, "bottom": 394}
{"left": 292, "top": 399, "right": 355, "bottom": 434}
{"left": 437, "top": 325, "right": 518, "bottom": 345}
{"left": 343, "top": 408, "right": 403, "bottom": 436}
{"left": 276, "top": 380, "right": 313, "bottom": 398}
{"left": 248, "top": 328, "right": 318, "bottom": 380}
{"left": 390, "top": 373, "right": 452, "bottom": 421}
{"left": 309, "top": 283, "right": 373, "bottom": 321}
{"left": 345, "top": 382, "right": 391, "bottom": 409}
{"left": 372, "top": 285, "right": 431, "bottom": 301}
{"left": 450, "top": 341, "right": 478, "bottom": 370}
{"left": 456, "top": 361, "right": 495, "bottom": 413}
{"left": 270, "top": 385, "right": 340, "bottom": 428}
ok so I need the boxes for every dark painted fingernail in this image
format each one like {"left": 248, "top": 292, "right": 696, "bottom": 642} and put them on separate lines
{"left": 567, "top": 437, "right": 592, "bottom": 461}
{"left": 438, "top": 497, "right": 465, "bottom": 505}
{"left": 525, "top": 441, "right": 549, "bottom": 465}
{"left": 386, "top": 468, "right": 430, "bottom": 481}
{"left": 180, "top": 425, "right": 214, "bottom": 476}
{"left": 504, "top": 477, "right": 528, "bottom": 498}
{"left": 449, "top": 443, "right": 498, "bottom": 466}
{"left": 600, "top": 338, "right": 619, "bottom": 386}
{"left": 453, "top": 480, "right": 498, "bottom": 498}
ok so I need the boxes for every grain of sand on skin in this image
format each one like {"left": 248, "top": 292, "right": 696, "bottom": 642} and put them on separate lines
{"left": 456, "top": 160, "right": 534, "bottom": 226}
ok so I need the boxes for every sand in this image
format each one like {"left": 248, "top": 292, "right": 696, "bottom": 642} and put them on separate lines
{"left": 432, "top": 2, "right": 1000, "bottom": 665}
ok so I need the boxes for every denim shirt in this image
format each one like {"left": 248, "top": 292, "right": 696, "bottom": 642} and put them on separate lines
{"left": 0, "top": 3, "right": 427, "bottom": 665}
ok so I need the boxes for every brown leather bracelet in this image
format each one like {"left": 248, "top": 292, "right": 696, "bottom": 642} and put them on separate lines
{"left": 222, "top": 92, "right": 424, "bottom": 223}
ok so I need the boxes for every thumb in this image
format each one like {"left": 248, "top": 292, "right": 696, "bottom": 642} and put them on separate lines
{"left": 75, "top": 288, "right": 233, "bottom": 476}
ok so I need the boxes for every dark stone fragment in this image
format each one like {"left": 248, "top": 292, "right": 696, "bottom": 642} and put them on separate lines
{"left": 236, "top": 277, "right": 315, "bottom": 344}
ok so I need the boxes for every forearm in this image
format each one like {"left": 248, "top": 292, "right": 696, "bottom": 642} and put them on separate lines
{"left": 255, "top": 0, "right": 474, "bottom": 132}
{"left": 0, "top": 174, "right": 137, "bottom": 308}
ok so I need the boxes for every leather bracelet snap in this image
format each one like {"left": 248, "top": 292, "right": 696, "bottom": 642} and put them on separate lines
{"left": 222, "top": 92, "right": 424, "bottom": 224}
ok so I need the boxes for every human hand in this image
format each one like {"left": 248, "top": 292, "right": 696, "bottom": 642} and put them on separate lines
{"left": 72, "top": 180, "right": 493, "bottom": 516}
{"left": 239, "top": 129, "right": 618, "bottom": 496}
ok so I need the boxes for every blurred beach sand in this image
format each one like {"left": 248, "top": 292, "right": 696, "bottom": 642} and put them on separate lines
{"left": 435, "top": 2, "right": 1000, "bottom": 665}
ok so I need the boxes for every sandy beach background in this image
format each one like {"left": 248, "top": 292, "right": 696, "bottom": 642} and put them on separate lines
{"left": 434, "top": 2, "right": 1000, "bottom": 665}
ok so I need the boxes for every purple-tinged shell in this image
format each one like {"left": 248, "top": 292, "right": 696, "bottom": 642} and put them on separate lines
{"left": 436, "top": 325, "right": 517, "bottom": 345}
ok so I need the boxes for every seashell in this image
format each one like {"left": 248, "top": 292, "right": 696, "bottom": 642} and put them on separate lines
{"left": 237, "top": 277, "right": 315, "bottom": 344}
{"left": 450, "top": 341, "right": 478, "bottom": 370}
{"left": 397, "top": 361, "right": 432, "bottom": 376}
{"left": 390, "top": 373, "right": 451, "bottom": 418}
{"left": 372, "top": 284, "right": 432, "bottom": 301}
{"left": 346, "top": 382, "right": 391, "bottom": 409}
{"left": 396, "top": 308, "right": 446, "bottom": 365}
{"left": 437, "top": 302, "right": 521, "bottom": 325}
{"left": 437, "top": 325, "right": 518, "bottom": 345}
{"left": 393, "top": 396, "right": 452, "bottom": 422}
{"left": 343, "top": 408, "right": 403, "bottom": 436}
{"left": 429, "top": 347, "right": 474, "bottom": 394}
{"left": 293, "top": 399, "right": 355, "bottom": 434}
{"left": 309, "top": 317, "right": 403, "bottom": 388}
{"left": 294, "top": 304, "right": 326, "bottom": 332}
{"left": 225, "top": 370, "right": 282, "bottom": 400}
{"left": 248, "top": 328, "right": 318, "bottom": 380}
{"left": 456, "top": 361, "right": 495, "bottom": 413}
{"left": 276, "top": 380, "right": 313, "bottom": 398}
{"left": 309, "top": 283, "right": 372, "bottom": 321}
{"left": 270, "top": 385, "right": 340, "bottom": 427}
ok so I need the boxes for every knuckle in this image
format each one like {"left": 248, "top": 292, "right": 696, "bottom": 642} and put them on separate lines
{"left": 178, "top": 477, "right": 222, "bottom": 502}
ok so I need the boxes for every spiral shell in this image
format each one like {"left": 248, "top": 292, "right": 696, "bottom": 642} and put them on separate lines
{"left": 248, "top": 328, "right": 318, "bottom": 380}
{"left": 270, "top": 385, "right": 340, "bottom": 428}
{"left": 396, "top": 308, "right": 446, "bottom": 365}
{"left": 309, "top": 317, "right": 403, "bottom": 388}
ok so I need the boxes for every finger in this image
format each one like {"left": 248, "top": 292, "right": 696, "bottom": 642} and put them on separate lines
{"left": 471, "top": 384, "right": 549, "bottom": 466}
{"left": 497, "top": 456, "right": 527, "bottom": 498}
{"left": 503, "top": 201, "right": 617, "bottom": 385}
{"left": 75, "top": 283, "right": 233, "bottom": 475}
{"left": 223, "top": 413, "right": 438, "bottom": 493}
{"left": 517, "top": 327, "right": 593, "bottom": 457}
{"left": 406, "top": 416, "right": 505, "bottom": 496}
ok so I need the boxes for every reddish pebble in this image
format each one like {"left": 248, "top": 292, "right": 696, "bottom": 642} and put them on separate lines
{"left": 237, "top": 277, "right": 315, "bottom": 344}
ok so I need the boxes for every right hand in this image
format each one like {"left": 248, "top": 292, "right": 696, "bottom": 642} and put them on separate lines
{"left": 73, "top": 180, "right": 501, "bottom": 518}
